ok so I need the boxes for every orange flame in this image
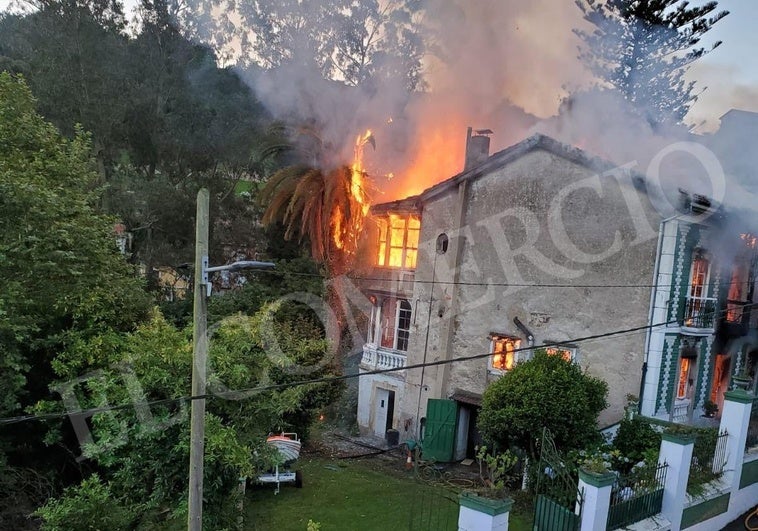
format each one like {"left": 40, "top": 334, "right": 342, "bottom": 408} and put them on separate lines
{"left": 331, "top": 130, "right": 372, "bottom": 253}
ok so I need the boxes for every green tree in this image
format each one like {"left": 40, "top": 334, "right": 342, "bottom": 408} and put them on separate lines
{"left": 0, "top": 0, "right": 131, "bottom": 166}
{"left": 0, "top": 72, "right": 149, "bottom": 415}
{"left": 478, "top": 350, "right": 608, "bottom": 458}
{"left": 36, "top": 308, "right": 340, "bottom": 528}
{"left": 574, "top": 0, "right": 728, "bottom": 127}
{"left": 182, "top": 0, "right": 425, "bottom": 91}
{"left": 259, "top": 128, "right": 372, "bottom": 271}
{"left": 0, "top": 72, "right": 150, "bottom": 523}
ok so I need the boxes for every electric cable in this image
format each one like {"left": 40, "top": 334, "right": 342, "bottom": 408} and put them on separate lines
{"left": 1, "top": 299, "right": 753, "bottom": 427}
{"left": 0, "top": 316, "right": 683, "bottom": 426}
{"left": 251, "top": 267, "right": 757, "bottom": 291}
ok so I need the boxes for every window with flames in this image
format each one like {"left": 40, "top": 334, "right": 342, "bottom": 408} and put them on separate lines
{"left": 376, "top": 214, "right": 420, "bottom": 269}
{"left": 544, "top": 346, "right": 576, "bottom": 362}
{"left": 490, "top": 335, "right": 521, "bottom": 372}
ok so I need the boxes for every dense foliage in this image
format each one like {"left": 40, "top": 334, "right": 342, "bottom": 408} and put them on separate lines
{"left": 0, "top": 71, "right": 151, "bottom": 526}
{"left": 33, "top": 307, "right": 340, "bottom": 528}
{"left": 478, "top": 350, "right": 608, "bottom": 458}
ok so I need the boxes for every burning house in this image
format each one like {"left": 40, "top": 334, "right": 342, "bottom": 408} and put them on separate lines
{"left": 352, "top": 130, "right": 665, "bottom": 459}
{"left": 351, "top": 125, "right": 758, "bottom": 460}
{"left": 639, "top": 196, "right": 758, "bottom": 424}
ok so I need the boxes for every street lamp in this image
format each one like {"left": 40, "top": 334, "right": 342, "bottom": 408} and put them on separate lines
{"left": 188, "top": 188, "right": 275, "bottom": 531}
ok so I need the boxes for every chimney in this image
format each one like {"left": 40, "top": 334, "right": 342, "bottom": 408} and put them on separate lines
{"left": 464, "top": 127, "right": 493, "bottom": 171}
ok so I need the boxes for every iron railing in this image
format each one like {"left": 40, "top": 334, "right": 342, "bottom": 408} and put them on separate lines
{"left": 681, "top": 298, "right": 716, "bottom": 329}
{"left": 606, "top": 462, "right": 668, "bottom": 530}
{"left": 687, "top": 429, "right": 728, "bottom": 494}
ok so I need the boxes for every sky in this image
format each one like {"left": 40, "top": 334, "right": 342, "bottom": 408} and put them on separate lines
{"left": 0, "top": 0, "right": 755, "bottom": 131}
{"left": 684, "top": 0, "right": 758, "bottom": 130}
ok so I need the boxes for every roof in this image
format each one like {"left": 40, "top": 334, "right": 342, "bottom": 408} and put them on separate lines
{"left": 372, "top": 133, "right": 636, "bottom": 210}
{"left": 449, "top": 389, "right": 482, "bottom": 406}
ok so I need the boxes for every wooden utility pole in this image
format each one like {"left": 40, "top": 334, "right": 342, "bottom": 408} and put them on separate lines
{"left": 188, "top": 188, "right": 209, "bottom": 531}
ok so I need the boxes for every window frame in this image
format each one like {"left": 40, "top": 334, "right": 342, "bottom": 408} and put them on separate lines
{"left": 376, "top": 213, "right": 421, "bottom": 269}
{"left": 543, "top": 344, "right": 578, "bottom": 363}
{"left": 488, "top": 334, "right": 521, "bottom": 373}
{"left": 373, "top": 297, "right": 412, "bottom": 352}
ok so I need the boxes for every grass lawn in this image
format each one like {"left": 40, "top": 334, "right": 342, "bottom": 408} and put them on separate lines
{"left": 244, "top": 456, "right": 532, "bottom": 531}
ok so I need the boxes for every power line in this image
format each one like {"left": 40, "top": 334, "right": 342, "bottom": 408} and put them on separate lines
{"left": 2, "top": 300, "right": 752, "bottom": 427}
{"left": 0, "top": 316, "right": 679, "bottom": 426}
{"left": 252, "top": 267, "right": 756, "bottom": 291}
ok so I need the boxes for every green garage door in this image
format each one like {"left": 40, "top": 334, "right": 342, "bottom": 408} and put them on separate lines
{"left": 423, "top": 399, "right": 457, "bottom": 462}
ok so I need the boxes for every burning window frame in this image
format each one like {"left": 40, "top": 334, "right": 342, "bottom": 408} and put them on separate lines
{"left": 375, "top": 213, "right": 421, "bottom": 269}
{"left": 543, "top": 344, "right": 578, "bottom": 363}
{"left": 488, "top": 334, "right": 521, "bottom": 373}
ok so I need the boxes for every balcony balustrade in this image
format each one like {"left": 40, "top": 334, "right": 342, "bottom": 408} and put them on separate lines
{"left": 671, "top": 398, "right": 691, "bottom": 424}
{"left": 360, "top": 343, "right": 407, "bottom": 375}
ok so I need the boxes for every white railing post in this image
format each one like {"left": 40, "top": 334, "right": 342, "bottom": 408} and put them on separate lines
{"left": 719, "top": 390, "right": 754, "bottom": 490}
{"left": 659, "top": 433, "right": 695, "bottom": 531}
{"left": 577, "top": 470, "right": 614, "bottom": 531}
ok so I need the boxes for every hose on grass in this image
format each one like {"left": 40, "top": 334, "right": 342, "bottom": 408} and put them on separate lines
{"left": 746, "top": 506, "right": 758, "bottom": 531}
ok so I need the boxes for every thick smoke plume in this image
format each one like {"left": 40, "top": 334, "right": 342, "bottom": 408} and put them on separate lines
{"left": 181, "top": 0, "right": 757, "bottom": 211}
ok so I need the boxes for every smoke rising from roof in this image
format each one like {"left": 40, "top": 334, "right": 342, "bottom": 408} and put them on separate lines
{"left": 180, "top": 0, "right": 757, "bottom": 213}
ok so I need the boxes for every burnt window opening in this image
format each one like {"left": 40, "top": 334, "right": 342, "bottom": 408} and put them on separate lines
{"left": 376, "top": 214, "right": 420, "bottom": 269}
{"left": 677, "top": 343, "right": 698, "bottom": 400}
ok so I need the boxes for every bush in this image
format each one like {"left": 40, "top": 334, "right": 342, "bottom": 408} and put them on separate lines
{"left": 478, "top": 349, "right": 608, "bottom": 458}
{"left": 613, "top": 417, "right": 661, "bottom": 472}
{"left": 35, "top": 477, "right": 136, "bottom": 531}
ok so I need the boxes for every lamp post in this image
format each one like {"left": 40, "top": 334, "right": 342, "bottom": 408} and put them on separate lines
{"left": 188, "top": 188, "right": 275, "bottom": 531}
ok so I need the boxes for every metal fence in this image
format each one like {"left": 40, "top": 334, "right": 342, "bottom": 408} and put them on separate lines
{"left": 687, "top": 429, "right": 728, "bottom": 495}
{"left": 606, "top": 462, "right": 667, "bottom": 530}
{"left": 407, "top": 483, "right": 459, "bottom": 531}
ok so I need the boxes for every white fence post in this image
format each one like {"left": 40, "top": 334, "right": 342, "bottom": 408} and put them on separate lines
{"left": 577, "top": 470, "right": 614, "bottom": 531}
{"left": 719, "top": 390, "right": 754, "bottom": 490}
{"left": 458, "top": 492, "right": 512, "bottom": 531}
{"left": 658, "top": 433, "right": 695, "bottom": 531}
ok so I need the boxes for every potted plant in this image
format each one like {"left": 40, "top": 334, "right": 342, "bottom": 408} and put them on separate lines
{"left": 457, "top": 446, "right": 516, "bottom": 530}
{"left": 703, "top": 400, "right": 718, "bottom": 418}
{"left": 733, "top": 367, "right": 752, "bottom": 391}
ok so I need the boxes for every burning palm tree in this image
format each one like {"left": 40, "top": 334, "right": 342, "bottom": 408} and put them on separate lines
{"left": 260, "top": 129, "right": 372, "bottom": 270}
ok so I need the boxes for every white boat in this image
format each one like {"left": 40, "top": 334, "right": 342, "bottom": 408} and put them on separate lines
{"left": 266, "top": 433, "right": 302, "bottom": 462}
{"left": 257, "top": 433, "right": 303, "bottom": 494}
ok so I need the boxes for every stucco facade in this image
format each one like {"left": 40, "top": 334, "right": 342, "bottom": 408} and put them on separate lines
{"left": 353, "top": 134, "right": 664, "bottom": 452}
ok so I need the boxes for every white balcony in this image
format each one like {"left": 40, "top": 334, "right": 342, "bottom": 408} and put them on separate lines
{"left": 671, "top": 398, "right": 691, "bottom": 423}
{"left": 360, "top": 344, "right": 407, "bottom": 376}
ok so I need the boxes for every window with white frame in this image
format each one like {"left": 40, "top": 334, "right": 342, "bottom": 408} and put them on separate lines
{"left": 684, "top": 250, "right": 714, "bottom": 326}
{"left": 544, "top": 345, "right": 578, "bottom": 362}
{"left": 489, "top": 334, "right": 521, "bottom": 372}
{"left": 376, "top": 214, "right": 421, "bottom": 269}
{"left": 376, "top": 298, "right": 412, "bottom": 351}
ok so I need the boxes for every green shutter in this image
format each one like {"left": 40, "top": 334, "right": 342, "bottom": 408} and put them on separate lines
{"left": 423, "top": 399, "right": 458, "bottom": 462}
